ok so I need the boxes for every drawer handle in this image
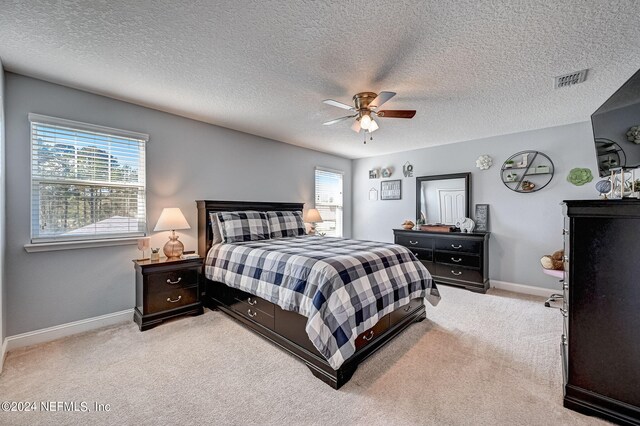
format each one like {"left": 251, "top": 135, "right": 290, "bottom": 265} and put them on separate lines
{"left": 362, "top": 330, "right": 375, "bottom": 341}
{"left": 451, "top": 244, "right": 462, "bottom": 249}
{"left": 451, "top": 257, "right": 462, "bottom": 263}
{"left": 404, "top": 304, "right": 412, "bottom": 312}
{"left": 167, "top": 295, "right": 182, "bottom": 303}
{"left": 166, "top": 277, "right": 182, "bottom": 285}
{"left": 247, "top": 297, "right": 257, "bottom": 306}
{"left": 409, "top": 240, "right": 419, "bottom": 245}
{"left": 412, "top": 252, "right": 419, "bottom": 257}
{"left": 247, "top": 309, "right": 257, "bottom": 318}
{"left": 451, "top": 270, "right": 463, "bottom": 276}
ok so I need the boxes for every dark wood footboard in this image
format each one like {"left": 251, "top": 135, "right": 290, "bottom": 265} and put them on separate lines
{"left": 203, "top": 278, "right": 426, "bottom": 389}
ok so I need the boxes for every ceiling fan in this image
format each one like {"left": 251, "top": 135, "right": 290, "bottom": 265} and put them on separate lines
{"left": 322, "top": 91, "right": 416, "bottom": 140}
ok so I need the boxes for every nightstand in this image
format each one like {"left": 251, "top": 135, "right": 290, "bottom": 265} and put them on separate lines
{"left": 133, "top": 257, "right": 204, "bottom": 331}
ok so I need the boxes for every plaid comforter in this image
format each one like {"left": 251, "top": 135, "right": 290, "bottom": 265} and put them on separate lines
{"left": 205, "top": 235, "right": 440, "bottom": 369}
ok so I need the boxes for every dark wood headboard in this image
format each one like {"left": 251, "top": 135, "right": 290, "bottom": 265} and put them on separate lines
{"left": 196, "top": 200, "right": 305, "bottom": 257}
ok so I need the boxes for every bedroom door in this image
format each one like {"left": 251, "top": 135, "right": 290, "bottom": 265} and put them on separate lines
{"left": 438, "top": 189, "right": 466, "bottom": 224}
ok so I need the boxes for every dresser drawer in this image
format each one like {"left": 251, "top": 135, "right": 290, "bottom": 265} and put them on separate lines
{"left": 148, "top": 268, "right": 199, "bottom": 293}
{"left": 395, "top": 234, "right": 433, "bottom": 249}
{"left": 229, "top": 288, "right": 276, "bottom": 317}
{"left": 237, "top": 304, "right": 275, "bottom": 330}
{"left": 406, "top": 247, "right": 433, "bottom": 262}
{"left": 389, "top": 298, "right": 424, "bottom": 326}
{"left": 146, "top": 286, "right": 198, "bottom": 314}
{"left": 435, "top": 251, "right": 480, "bottom": 268}
{"left": 435, "top": 238, "right": 481, "bottom": 254}
{"left": 435, "top": 263, "right": 483, "bottom": 284}
{"left": 425, "top": 262, "right": 436, "bottom": 275}
{"left": 355, "top": 315, "right": 390, "bottom": 350}
{"left": 233, "top": 294, "right": 275, "bottom": 317}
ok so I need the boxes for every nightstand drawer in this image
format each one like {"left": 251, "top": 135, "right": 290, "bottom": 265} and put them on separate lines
{"left": 435, "top": 263, "right": 483, "bottom": 284}
{"left": 148, "top": 268, "right": 199, "bottom": 293}
{"left": 146, "top": 287, "right": 198, "bottom": 314}
{"left": 395, "top": 234, "right": 433, "bottom": 249}
{"left": 435, "top": 238, "right": 481, "bottom": 254}
{"left": 435, "top": 251, "right": 480, "bottom": 268}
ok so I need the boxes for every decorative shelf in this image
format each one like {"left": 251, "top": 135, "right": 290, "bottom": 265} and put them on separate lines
{"left": 501, "top": 150, "right": 555, "bottom": 193}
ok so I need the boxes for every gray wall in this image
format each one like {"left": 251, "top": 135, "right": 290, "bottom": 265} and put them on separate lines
{"left": 4, "top": 72, "right": 352, "bottom": 336}
{"left": 0, "top": 60, "right": 5, "bottom": 345}
{"left": 352, "top": 122, "right": 598, "bottom": 289}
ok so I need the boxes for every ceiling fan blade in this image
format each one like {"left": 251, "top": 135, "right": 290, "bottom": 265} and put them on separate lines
{"left": 322, "top": 99, "right": 355, "bottom": 111}
{"left": 323, "top": 115, "right": 357, "bottom": 126}
{"left": 377, "top": 110, "right": 416, "bottom": 119}
{"left": 351, "top": 119, "right": 361, "bottom": 133}
{"left": 369, "top": 91, "right": 396, "bottom": 109}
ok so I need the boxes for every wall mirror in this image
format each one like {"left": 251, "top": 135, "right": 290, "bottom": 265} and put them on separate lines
{"left": 416, "top": 173, "right": 471, "bottom": 225}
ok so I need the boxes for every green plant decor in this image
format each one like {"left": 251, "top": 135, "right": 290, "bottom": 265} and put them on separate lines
{"left": 567, "top": 168, "right": 593, "bottom": 186}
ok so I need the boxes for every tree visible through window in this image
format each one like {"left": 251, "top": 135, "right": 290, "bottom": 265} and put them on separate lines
{"left": 314, "top": 168, "right": 343, "bottom": 237}
{"left": 29, "top": 114, "right": 147, "bottom": 243}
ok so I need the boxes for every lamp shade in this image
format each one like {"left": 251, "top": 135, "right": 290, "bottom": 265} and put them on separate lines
{"left": 304, "top": 208, "right": 323, "bottom": 223}
{"left": 153, "top": 208, "right": 191, "bottom": 231}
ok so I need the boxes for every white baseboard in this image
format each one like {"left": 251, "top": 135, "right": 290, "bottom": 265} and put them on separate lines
{"left": 5, "top": 309, "right": 133, "bottom": 353}
{"left": 0, "top": 338, "right": 7, "bottom": 374}
{"left": 491, "top": 280, "right": 559, "bottom": 298}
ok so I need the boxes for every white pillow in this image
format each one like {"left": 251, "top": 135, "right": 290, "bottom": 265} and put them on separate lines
{"left": 209, "top": 212, "right": 224, "bottom": 244}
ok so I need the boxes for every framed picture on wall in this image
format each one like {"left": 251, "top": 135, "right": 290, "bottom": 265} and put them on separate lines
{"left": 475, "top": 204, "right": 489, "bottom": 232}
{"left": 381, "top": 180, "right": 402, "bottom": 200}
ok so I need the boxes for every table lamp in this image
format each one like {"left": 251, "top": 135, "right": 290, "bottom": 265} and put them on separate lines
{"left": 154, "top": 208, "right": 191, "bottom": 259}
{"left": 304, "top": 208, "right": 323, "bottom": 235}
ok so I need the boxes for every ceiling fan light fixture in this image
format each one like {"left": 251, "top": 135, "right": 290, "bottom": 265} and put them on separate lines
{"left": 368, "top": 119, "right": 379, "bottom": 132}
{"left": 360, "top": 114, "right": 372, "bottom": 130}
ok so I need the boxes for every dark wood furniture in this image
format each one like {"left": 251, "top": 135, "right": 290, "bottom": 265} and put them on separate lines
{"left": 394, "top": 229, "right": 490, "bottom": 293}
{"left": 562, "top": 200, "right": 640, "bottom": 425}
{"left": 133, "top": 257, "right": 204, "bottom": 331}
{"left": 197, "top": 200, "right": 428, "bottom": 389}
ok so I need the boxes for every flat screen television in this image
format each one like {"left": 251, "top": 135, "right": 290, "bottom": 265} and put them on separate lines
{"left": 591, "top": 68, "right": 640, "bottom": 177}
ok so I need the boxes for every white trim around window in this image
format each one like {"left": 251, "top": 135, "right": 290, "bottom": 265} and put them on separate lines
{"left": 27, "top": 114, "right": 148, "bottom": 249}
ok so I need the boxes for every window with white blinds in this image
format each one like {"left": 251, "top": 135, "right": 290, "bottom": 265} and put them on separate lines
{"left": 314, "top": 167, "right": 343, "bottom": 237}
{"left": 29, "top": 114, "right": 147, "bottom": 243}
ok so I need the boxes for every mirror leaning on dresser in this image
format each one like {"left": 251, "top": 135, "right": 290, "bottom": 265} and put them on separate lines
{"left": 394, "top": 172, "right": 490, "bottom": 293}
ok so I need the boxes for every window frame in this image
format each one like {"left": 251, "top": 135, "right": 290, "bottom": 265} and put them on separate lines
{"left": 27, "top": 113, "right": 148, "bottom": 250}
{"left": 314, "top": 166, "right": 344, "bottom": 237}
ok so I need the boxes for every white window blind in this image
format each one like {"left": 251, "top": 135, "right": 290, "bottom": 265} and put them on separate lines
{"left": 314, "top": 167, "right": 343, "bottom": 237}
{"left": 29, "top": 114, "right": 147, "bottom": 243}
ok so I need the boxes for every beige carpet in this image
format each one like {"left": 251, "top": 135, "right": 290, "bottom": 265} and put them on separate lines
{"left": 0, "top": 286, "right": 607, "bottom": 425}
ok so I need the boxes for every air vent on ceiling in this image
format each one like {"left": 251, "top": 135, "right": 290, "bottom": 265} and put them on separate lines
{"left": 554, "top": 69, "right": 588, "bottom": 89}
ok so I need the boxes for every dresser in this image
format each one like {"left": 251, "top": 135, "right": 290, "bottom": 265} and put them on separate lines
{"left": 393, "top": 229, "right": 490, "bottom": 293}
{"left": 133, "top": 257, "right": 204, "bottom": 331}
{"left": 562, "top": 200, "right": 640, "bottom": 425}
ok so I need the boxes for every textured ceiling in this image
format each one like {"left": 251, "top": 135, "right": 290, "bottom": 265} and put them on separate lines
{"left": 1, "top": 1, "right": 640, "bottom": 159}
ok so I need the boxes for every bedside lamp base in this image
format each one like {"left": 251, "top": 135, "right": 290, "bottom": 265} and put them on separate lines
{"left": 307, "top": 223, "right": 317, "bottom": 235}
{"left": 163, "top": 230, "right": 184, "bottom": 259}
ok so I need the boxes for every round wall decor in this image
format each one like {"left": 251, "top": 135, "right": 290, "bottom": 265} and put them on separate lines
{"left": 501, "top": 150, "right": 554, "bottom": 193}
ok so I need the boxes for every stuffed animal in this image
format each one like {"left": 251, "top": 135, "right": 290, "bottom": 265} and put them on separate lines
{"left": 540, "top": 249, "right": 564, "bottom": 270}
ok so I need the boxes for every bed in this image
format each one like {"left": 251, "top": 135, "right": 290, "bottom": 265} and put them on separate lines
{"left": 197, "top": 200, "right": 440, "bottom": 388}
